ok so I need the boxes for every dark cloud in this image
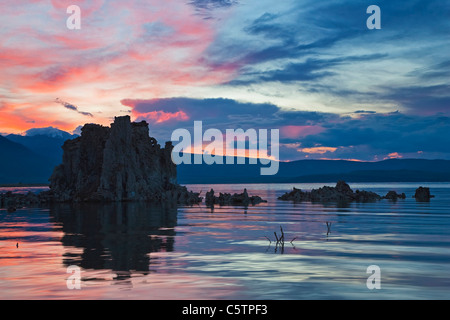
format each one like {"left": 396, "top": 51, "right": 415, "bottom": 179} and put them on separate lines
{"left": 188, "top": 0, "right": 238, "bottom": 10}
{"left": 354, "top": 110, "right": 377, "bottom": 114}
{"left": 55, "top": 98, "right": 93, "bottom": 117}
{"left": 188, "top": 0, "right": 238, "bottom": 19}
{"left": 410, "top": 60, "right": 450, "bottom": 81}
{"left": 244, "top": 12, "right": 297, "bottom": 44}
{"left": 122, "top": 97, "right": 280, "bottom": 127}
{"left": 379, "top": 84, "right": 450, "bottom": 115}
{"left": 216, "top": 3, "right": 367, "bottom": 69}
{"left": 301, "top": 112, "right": 450, "bottom": 155}
{"left": 257, "top": 54, "right": 388, "bottom": 83}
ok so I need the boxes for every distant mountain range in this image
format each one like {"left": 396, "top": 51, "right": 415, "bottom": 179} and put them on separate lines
{"left": 1, "top": 128, "right": 450, "bottom": 184}
{"left": 0, "top": 128, "right": 78, "bottom": 184}
{"left": 176, "top": 158, "right": 450, "bottom": 184}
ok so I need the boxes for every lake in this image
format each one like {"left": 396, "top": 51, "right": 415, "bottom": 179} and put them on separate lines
{"left": 0, "top": 182, "right": 449, "bottom": 299}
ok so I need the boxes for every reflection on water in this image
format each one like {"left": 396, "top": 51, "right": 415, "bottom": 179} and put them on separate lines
{"left": 0, "top": 183, "right": 450, "bottom": 299}
{"left": 50, "top": 203, "right": 177, "bottom": 277}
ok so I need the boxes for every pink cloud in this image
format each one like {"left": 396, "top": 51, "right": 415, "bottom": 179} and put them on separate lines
{"left": 0, "top": 0, "right": 241, "bottom": 133}
{"left": 123, "top": 98, "right": 190, "bottom": 124}
{"left": 49, "top": 0, "right": 105, "bottom": 19}
{"left": 135, "top": 110, "right": 189, "bottom": 124}
{"left": 385, "top": 152, "right": 403, "bottom": 159}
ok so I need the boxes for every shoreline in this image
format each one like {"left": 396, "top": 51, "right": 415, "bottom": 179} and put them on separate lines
{"left": 1, "top": 181, "right": 449, "bottom": 188}
{"left": 0, "top": 181, "right": 435, "bottom": 210}
{"left": 0, "top": 184, "right": 49, "bottom": 188}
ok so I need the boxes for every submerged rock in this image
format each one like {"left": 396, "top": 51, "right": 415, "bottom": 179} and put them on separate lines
{"left": 205, "top": 188, "right": 267, "bottom": 206}
{"left": 413, "top": 187, "right": 434, "bottom": 202}
{"left": 278, "top": 181, "right": 381, "bottom": 203}
{"left": 205, "top": 189, "right": 216, "bottom": 206}
{"left": 383, "top": 191, "right": 406, "bottom": 200}
{"left": 49, "top": 116, "right": 201, "bottom": 204}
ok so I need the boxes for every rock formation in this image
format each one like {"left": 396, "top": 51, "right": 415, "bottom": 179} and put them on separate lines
{"left": 413, "top": 187, "right": 434, "bottom": 202}
{"left": 205, "top": 188, "right": 267, "bottom": 206}
{"left": 382, "top": 191, "right": 406, "bottom": 200}
{"left": 0, "top": 190, "right": 53, "bottom": 209}
{"left": 49, "top": 116, "right": 201, "bottom": 204}
{"left": 1, "top": 114, "right": 270, "bottom": 206}
{"left": 278, "top": 181, "right": 381, "bottom": 203}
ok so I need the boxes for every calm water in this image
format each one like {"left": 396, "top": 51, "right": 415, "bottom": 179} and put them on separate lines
{"left": 0, "top": 183, "right": 449, "bottom": 300}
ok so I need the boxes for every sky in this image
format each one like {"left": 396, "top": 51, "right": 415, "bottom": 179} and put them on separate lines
{"left": 1, "top": 0, "right": 449, "bottom": 161}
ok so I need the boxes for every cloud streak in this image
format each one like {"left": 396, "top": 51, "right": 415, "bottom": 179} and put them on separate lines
{"left": 55, "top": 98, "right": 93, "bottom": 117}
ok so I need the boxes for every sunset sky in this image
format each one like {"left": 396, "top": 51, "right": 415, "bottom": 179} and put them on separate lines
{"left": 1, "top": 0, "right": 449, "bottom": 161}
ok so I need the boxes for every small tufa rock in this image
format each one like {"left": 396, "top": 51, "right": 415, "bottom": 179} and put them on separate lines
{"left": 335, "top": 180, "right": 353, "bottom": 195}
{"left": 206, "top": 188, "right": 267, "bottom": 206}
{"left": 383, "top": 191, "right": 406, "bottom": 201}
{"left": 0, "top": 191, "right": 44, "bottom": 209}
{"left": 278, "top": 181, "right": 381, "bottom": 203}
{"left": 413, "top": 187, "right": 434, "bottom": 202}
{"left": 205, "top": 189, "right": 217, "bottom": 206}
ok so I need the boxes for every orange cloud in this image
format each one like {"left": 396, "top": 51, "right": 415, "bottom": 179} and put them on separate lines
{"left": 174, "top": 139, "right": 277, "bottom": 162}
{"left": 0, "top": 101, "right": 79, "bottom": 133}
{"left": 0, "top": 1, "right": 240, "bottom": 134}
{"left": 385, "top": 152, "right": 403, "bottom": 159}
{"left": 299, "top": 147, "right": 338, "bottom": 154}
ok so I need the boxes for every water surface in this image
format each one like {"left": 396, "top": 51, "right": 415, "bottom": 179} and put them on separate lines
{"left": 0, "top": 183, "right": 449, "bottom": 299}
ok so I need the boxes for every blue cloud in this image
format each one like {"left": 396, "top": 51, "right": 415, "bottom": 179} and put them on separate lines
{"left": 204, "top": 0, "right": 450, "bottom": 114}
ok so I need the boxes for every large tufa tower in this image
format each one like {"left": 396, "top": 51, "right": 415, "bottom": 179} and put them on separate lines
{"left": 49, "top": 116, "right": 198, "bottom": 203}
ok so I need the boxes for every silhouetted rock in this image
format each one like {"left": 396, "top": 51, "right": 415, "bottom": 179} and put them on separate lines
{"left": 205, "top": 188, "right": 267, "bottom": 206}
{"left": 335, "top": 180, "right": 353, "bottom": 195}
{"left": 205, "top": 189, "right": 217, "bottom": 205}
{"left": 49, "top": 116, "right": 201, "bottom": 204}
{"left": 353, "top": 189, "right": 383, "bottom": 202}
{"left": 278, "top": 181, "right": 381, "bottom": 203}
{"left": 0, "top": 190, "right": 51, "bottom": 209}
{"left": 413, "top": 187, "right": 434, "bottom": 202}
{"left": 383, "top": 191, "right": 406, "bottom": 200}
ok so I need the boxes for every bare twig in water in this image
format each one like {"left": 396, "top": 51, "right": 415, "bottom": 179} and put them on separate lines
{"left": 326, "top": 222, "right": 332, "bottom": 236}
{"left": 280, "top": 226, "right": 285, "bottom": 243}
{"left": 265, "top": 226, "right": 298, "bottom": 253}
